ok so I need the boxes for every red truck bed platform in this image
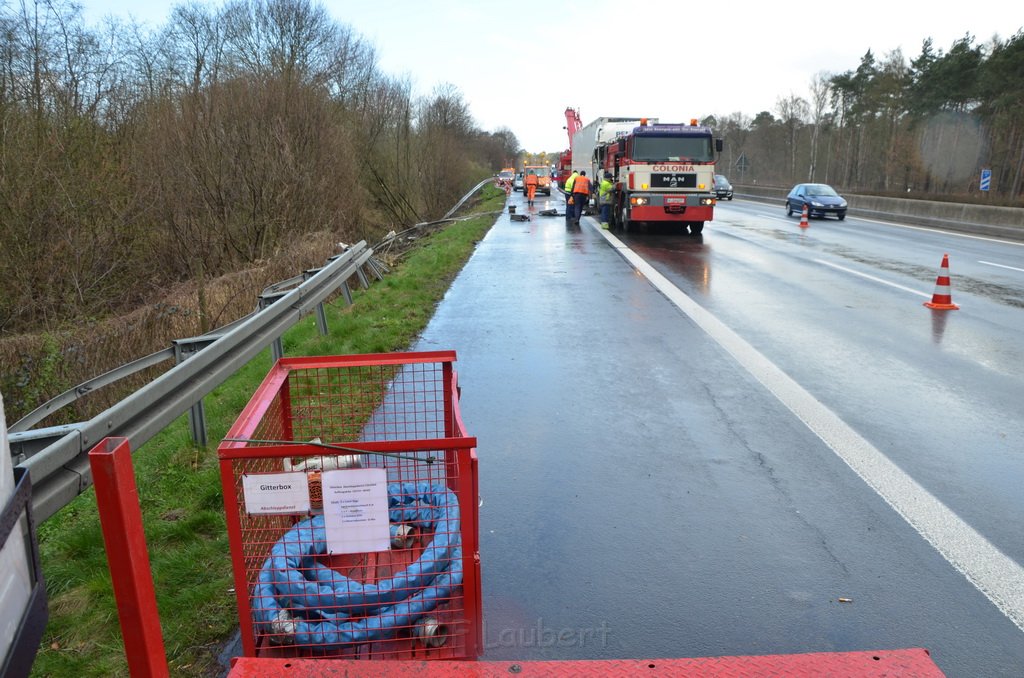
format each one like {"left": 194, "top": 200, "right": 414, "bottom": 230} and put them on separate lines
{"left": 227, "top": 647, "right": 944, "bottom": 677}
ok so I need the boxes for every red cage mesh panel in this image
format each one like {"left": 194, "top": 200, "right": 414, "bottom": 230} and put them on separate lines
{"left": 219, "top": 352, "right": 480, "bottom": 662}
{"left": 284, "top": 360, "right": 450, "bottom": 444}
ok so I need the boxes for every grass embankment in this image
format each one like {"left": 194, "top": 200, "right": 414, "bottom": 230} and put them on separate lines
{"left": 30, "top": 184, "right": 505, "bottom": 677}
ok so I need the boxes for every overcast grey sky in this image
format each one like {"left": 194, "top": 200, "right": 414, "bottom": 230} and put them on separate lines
{"left": 79, "top": 0, "right": 1022, "bottom": 152}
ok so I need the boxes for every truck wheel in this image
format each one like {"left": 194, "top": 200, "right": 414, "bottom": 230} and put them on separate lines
{"left": 618, "top": 205, "right": 631, "bottom": 233}
{"left": 689, "top": 222, "right": 704, "bottom": 235}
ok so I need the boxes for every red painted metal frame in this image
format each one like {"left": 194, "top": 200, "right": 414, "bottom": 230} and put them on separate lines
{"left": 88, "top": 437, "right": 169, "bottom": 678}
{"left": 629, "top": 203, "right": 714, "bottom": 222}
{"left": 219, "top": 439, "right": 476, "bottom": 462}
{"left": 219, "top": 440, "right": 479, "bottom": 657}
{"left": 218, "top": 351, "right": 459, "bottom": 454}
{"left": 218, "top": 351, "right": 481, "bottom": 662}
{"left": 226, "top": 648, "right": 944, "bottom": 677}
{"left": 266, "top": 350, "right": 460, "bottom": 372}
{"left": 449, "top": 371, "right": 482, "bottom": 656}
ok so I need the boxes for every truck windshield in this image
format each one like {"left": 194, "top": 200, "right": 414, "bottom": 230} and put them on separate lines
{"left": 633, "top": 136, "right": 714, "bottom": 162}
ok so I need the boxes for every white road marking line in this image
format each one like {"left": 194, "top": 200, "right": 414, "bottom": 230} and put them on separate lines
{"left": 814, "top": 259, "right": 932, "bottom": 298}
{"left": 595, "top": 225, "right": 1024, "bottom": 634}
{"left": 725, "top": 199, "right": 1024, "bottom": 247}
{"left": 850, "top": 216, "right": 1024, "bottom": 246}
{"left": 979, "top": 260, "right": 1024, "bottom": 273}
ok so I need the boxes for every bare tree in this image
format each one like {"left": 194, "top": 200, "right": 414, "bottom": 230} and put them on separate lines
{"left": 715, "top": 112, "right": 750, "bottom": 181}
{"left": 491, "top": 126, "right": 520, "bottom": 164}
{"left": 0, "top": 0, "right": 513, "bottom": 343}
{"left": 415, "top": 83, "right": 475, "bottom": 215}
{"left": 776, "top": 93, "right": 809, "bottom": 182}
{"left": 222, "top": 0, "right": 336, "bottom": 85}
{"left": 163, "top": 2, "right": 225, "bottom": 96}
{"left": 807, "top": 72, "right": 830, "bottom": 181}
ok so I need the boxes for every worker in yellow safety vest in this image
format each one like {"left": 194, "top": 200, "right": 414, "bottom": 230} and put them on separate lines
{"left": 598, "top": 171, "right": 614, "bottom": 228}
{"left": 563, "top": 170, "right": 579, "bottom": 197}
{"left": 570, "top": 171, "right": 591, "bottom": 225}
{"left": 562, "top": 170, "right": 579, "bottom": 222}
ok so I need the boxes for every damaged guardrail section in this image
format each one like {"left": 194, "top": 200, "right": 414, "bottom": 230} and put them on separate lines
{"left": 9, "top": 242, "right": 374, "bottom": 522}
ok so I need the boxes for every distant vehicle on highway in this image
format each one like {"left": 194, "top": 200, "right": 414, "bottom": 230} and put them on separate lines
{"left": 513, "top": 172, "right": 525, "bottom": 192}
{"left": 786, "top": 183, "right": 847, "bottom": 220}
{"left": 713, "top": 174, "right": 733, "bottom": 200}
{"left": 523, "top": 165, "right": 553, "bottom": 196}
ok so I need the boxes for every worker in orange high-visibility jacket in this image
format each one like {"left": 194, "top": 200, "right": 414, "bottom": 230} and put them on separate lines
{"left": 524, "top": 170, "right": 538, "bottom": 206}
{"left": 571, "top": 170, "right": 591, "bottom": 225}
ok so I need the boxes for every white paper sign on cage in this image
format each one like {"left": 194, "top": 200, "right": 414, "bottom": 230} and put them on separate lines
{"left": 241, "top": 471, "right": 311, "bottom": 515}
{"left": 322, "top": 468, "right": 391, "bottom": 554}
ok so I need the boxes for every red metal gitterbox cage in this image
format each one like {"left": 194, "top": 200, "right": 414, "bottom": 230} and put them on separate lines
{"left": 218, "top": 350, "right": 480, "bottom": 662}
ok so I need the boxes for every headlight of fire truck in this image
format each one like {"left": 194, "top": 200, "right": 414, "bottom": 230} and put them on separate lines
{"left": 700, "top": 198, "right": 715, "bottom": 206}
{"left": 630, "top": 197, "right": 649, "bottom": 206}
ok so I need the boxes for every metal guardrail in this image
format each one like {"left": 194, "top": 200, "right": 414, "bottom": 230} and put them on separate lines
{"left": 7, "top": 176, "right": 498, "bottom": 524}
{"left": 444, "top": 178, "right": 494, "bottom": 220}
{"left": 10, "top": 348, "right": 177, "bottom": 434}
{"left": 9, "top": 242, "right": 373, "bottom": 522}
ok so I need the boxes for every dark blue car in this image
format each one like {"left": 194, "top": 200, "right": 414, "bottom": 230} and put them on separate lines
{"left": 714, "top": 174, "right": 734, "bottom": 200}
{"left": 785, "top": 183, "right": 847, "bottom": 220}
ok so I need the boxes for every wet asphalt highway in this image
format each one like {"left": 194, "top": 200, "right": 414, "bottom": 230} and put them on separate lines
{"left": 625, "top": 199, "right": 1024, "bottom": 569}
{"left": 413, "top": 190, "right": 1024, "bottom": 676}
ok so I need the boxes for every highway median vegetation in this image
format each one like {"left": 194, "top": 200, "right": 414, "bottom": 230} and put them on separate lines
{"left": 30, "top": 182, "right": 506, "bottom": 678}
{"left": 0, "top": 0, "right": 520, "bottom": 425}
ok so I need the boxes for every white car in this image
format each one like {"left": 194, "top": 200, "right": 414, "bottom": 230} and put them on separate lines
{"left": 513, "top": 173, "right": 525, "bottom": 192}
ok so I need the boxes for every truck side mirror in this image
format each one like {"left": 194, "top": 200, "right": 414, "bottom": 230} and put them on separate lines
{"left": 716, "top": 139, "right": 724, "bottom": 153}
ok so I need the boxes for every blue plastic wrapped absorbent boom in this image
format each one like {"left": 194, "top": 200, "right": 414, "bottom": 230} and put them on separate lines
{"left": 252, "top": 482, "right": 461, "bottom": 651}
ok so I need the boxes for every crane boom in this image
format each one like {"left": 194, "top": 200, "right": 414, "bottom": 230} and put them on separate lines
{"left": 557, "top": 107, "right": 583, "bottom": 188}
{"left": 564, "top": 107, "right": 582, "bottom": 148}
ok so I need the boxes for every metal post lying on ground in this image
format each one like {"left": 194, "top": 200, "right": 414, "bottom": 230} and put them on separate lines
{"left": 88, "top": 437, "right": 169, "bottom": 678}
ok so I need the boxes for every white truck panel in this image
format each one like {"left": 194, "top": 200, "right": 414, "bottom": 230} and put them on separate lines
{"left": 0, "top": 394, "right": 32, "bottom": 667}
{"left": 571, "top": 117, "right": 659, "bottom": 176}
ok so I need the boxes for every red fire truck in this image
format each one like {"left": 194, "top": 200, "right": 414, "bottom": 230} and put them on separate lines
{"left": 596, "top": 119, "right": 722, "bottom": 235}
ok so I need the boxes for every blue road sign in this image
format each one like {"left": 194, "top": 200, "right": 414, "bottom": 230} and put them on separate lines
{"left": 980, "top": 168, "right": 992, "bottom": 192}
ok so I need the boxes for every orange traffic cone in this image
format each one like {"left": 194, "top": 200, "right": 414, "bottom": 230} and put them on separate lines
{"left": 924, "top": 254, "right": 960, "bottom": 310}
{"left": 799, "top": 204, "right": 809, "bottom": 229}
